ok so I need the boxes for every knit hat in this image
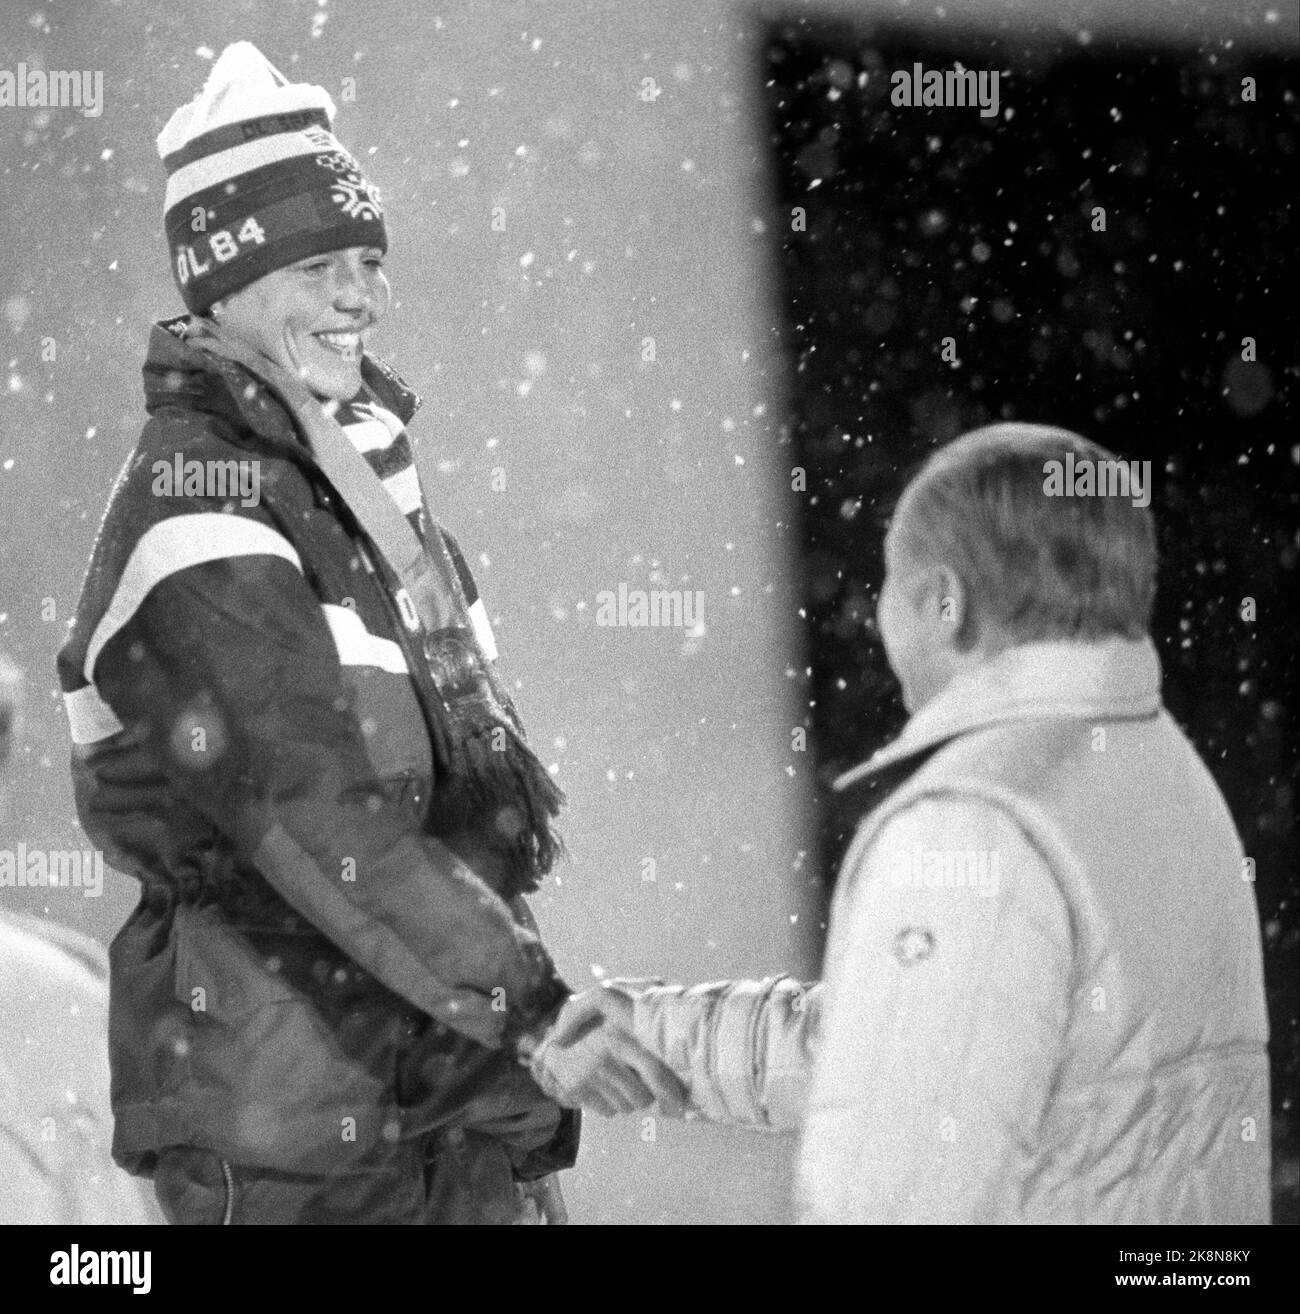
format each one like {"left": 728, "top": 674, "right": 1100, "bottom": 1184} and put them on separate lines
{"left": 156, "top": 42, "right": 386, "bottom": 314}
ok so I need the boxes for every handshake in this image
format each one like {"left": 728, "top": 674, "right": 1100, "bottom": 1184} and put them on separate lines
{"left": 525, "top": 981, "right": 690, "bottom": 1119}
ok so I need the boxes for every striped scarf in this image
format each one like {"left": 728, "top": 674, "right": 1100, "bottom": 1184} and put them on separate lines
{"left": 331, "top": 392, "right": 494, "bottom": 644}
{"left": 183, "top": 312, "right": 567, "bottom": 897}
{"left": 334, "top": 393, "right": 428, "bottom": 534}
{"left": 323, "top": 386, "right": 566, "bottom": 896}
{"left": 332, "top": 390, "right": 501, "bottom": 669}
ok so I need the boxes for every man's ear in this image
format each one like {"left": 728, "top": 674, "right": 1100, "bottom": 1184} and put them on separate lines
{"left": 929, "top": 564, "right": 969, "bottom": 647}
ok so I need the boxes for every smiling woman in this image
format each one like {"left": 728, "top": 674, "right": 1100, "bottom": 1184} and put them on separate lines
{"left": 210, "top": 247, "right": 390, "bottom": 401}
{"left": 52, "top": 40, "right": 682, "bottom": 1227}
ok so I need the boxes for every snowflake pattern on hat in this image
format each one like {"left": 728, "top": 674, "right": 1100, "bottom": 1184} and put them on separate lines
{"left": 305, "top": 126, "right": 384, "bottom": 222}
{"left": 329, "top": 170, "right": 383, "bottom": 221}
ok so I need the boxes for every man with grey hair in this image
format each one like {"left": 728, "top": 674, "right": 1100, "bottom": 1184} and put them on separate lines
{"left": 796, "top": 422, "right": 1269, "bottom": 1222}
{"left": 543, "top": 422, "right": 1272, "bottom": 1224}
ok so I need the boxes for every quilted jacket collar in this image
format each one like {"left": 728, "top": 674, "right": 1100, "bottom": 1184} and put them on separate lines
{"left": 835, "top": 636, "right": 1163, "bottom": 791}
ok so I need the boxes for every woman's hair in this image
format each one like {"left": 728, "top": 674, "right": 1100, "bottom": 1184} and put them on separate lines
{"left": 893, "top": 422, "right": 1157, "bottom": 643}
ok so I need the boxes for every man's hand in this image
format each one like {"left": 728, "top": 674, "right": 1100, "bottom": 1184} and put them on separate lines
{"left": 529, "top": 986, "right": 686, "bottom": 1118}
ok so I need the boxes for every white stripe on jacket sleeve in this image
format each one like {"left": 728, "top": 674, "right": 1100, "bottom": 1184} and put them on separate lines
{"left": 62, "top": 683, "right": 126, "bottom": 746}
{"left": 84, "top": 514, "right": 303, "bottom": 683}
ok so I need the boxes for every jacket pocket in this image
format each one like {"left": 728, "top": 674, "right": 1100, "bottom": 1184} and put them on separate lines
{"left": 172, "top": 903, "right": 301, "bottom": 1019}
{"left": 169, "top": 903, "right": 403, "bottom": 1172}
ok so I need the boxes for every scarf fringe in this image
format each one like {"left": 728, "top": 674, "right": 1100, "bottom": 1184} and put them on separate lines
{"left": 441, "top": 720, "right": 567, "bottom": 896}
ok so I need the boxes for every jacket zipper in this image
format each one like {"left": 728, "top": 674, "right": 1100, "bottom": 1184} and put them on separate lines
{"left": 220, "top": 1160, "right": 235, "bottom": 1225}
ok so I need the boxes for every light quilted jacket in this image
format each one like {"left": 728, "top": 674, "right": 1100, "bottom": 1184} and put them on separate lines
{"left": 624, "top": 638, "right": 1270, "bottom": 1224}
{"left": 798, "top": 637, "right": 1270, "bottom": 1223}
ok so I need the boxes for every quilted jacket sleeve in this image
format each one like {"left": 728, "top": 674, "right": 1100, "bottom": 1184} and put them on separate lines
{"left": 621, "top": 976, "right": 821, "bottom": 1130}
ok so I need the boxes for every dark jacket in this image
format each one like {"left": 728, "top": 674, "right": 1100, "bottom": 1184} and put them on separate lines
{"left": 57, "top": 317, "right": 577, "bottom": 1183}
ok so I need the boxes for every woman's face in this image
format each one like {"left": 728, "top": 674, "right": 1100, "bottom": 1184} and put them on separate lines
{"left": 210, "top": 246, "right": 390, "bottom": 400}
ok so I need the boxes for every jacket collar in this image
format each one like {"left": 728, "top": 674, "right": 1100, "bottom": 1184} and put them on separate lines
{"left": 143, "top": 315, "right": 422, "bottom": 450}
{"left": 833, "top": 636, "right": 1162, "bottom": 792}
